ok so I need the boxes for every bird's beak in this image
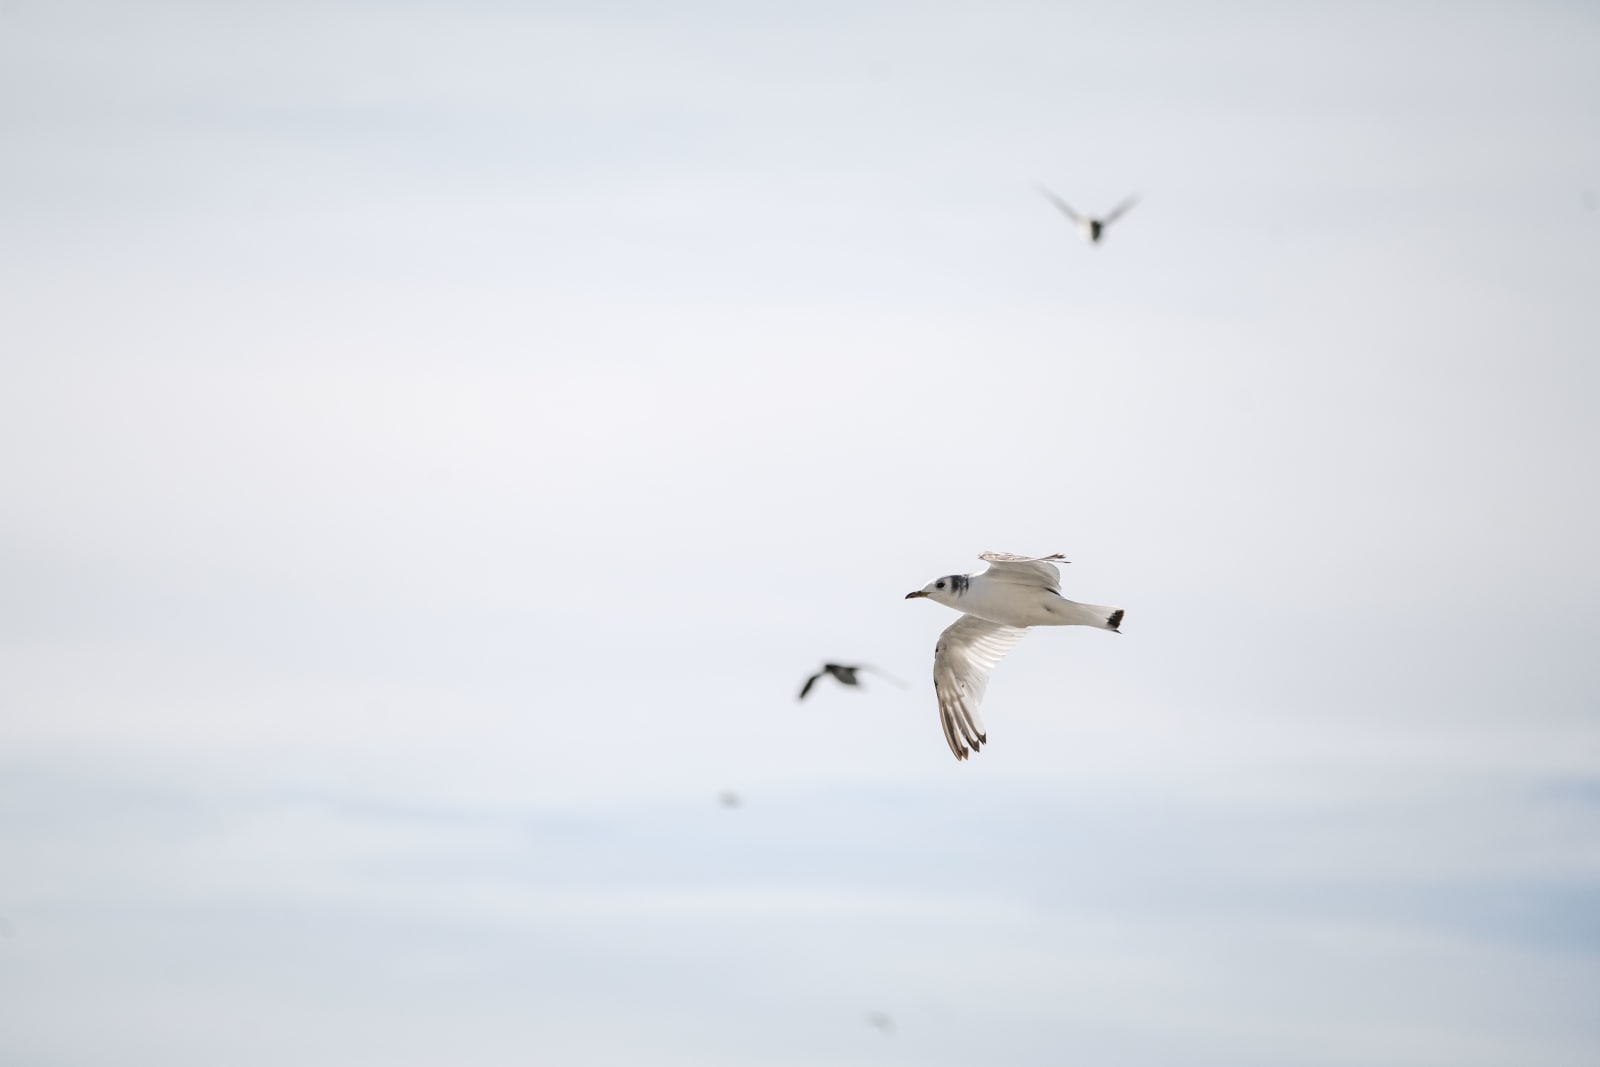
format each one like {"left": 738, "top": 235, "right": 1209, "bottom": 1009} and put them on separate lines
{"left": 904, "top": 591, "right": 928, "bottom": 599}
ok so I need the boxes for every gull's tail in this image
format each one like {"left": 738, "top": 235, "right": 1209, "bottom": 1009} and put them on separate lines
{"left": 1054, "top": 600, "right": 1124, "bottom": 631}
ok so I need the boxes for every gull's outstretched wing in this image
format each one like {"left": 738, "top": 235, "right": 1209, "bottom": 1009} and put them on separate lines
{"left": 798, "top": 671, "right": 826, "bottom": 700}
{"left": 978, "top": 551, "right": 1068, "bottom": 594}
{"left": 933, "top": 615, "right": 1028, "bottom": 761}
{"left": 1034, "top": 184, "right": 1082, "bottom": 223}
{"left": 1102, "top": 194, "right": 1140, "bottom": 226}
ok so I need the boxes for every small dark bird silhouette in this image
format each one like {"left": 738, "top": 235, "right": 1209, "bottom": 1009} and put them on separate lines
{"left": 797, "top": 663, "right": 904, "bottom": 700}
{"left": 1035, "top": 184, "right": 1140, "bottom": 244}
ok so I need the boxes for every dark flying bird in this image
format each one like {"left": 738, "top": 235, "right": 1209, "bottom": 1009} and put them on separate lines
{"left": 1035, "top": 184, "right": 1140, "bottom": 244}
{"left": 797, "top": 663, "right": 904, "bottom": 701}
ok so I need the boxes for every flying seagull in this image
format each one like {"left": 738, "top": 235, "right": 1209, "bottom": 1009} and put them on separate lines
{"left": 1035, "top": 184, "right": 1139, "bottom": 244}
{"left": 906, "top": 551, "right": 1123, "bottom": 761}
{"left": 797, "top": 662, "right": 904, "bottom": 701}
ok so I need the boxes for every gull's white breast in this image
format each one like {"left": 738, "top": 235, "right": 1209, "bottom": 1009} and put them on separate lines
{"left": 956, "top": 577, "right": 1063, "bottom": 628}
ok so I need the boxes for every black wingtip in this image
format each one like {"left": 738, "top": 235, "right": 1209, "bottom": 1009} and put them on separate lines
{"left": 1107, "top": 609, "right": 1124, "bottom": 632}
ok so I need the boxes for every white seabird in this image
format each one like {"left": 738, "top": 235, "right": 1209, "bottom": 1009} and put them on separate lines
{"left": 1035, "top": 185, "right": 1140, "bottom": 245}
{"left": 905, "top": 551, "right": 1123, "bottom": 761}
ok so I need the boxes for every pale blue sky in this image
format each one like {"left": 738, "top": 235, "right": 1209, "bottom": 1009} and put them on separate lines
{"left": 2, "top": 2, "right": 1599, "bottom": 1064}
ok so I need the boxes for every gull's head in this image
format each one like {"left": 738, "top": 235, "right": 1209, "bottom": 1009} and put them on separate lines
{"left": 905, "top": 575, "right": 964, "bottom": 607}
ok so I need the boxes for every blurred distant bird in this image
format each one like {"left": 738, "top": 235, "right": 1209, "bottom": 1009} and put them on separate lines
{"left": 1035, "top": 184, "right": 1139, "bottom": 244}
{"left": 718, "top": 791, "right": 741, "bottom": 809}
{"left": 866, "top": 1010, "right": 895, "bottom": 1035}
{"left": 906, "top": 552, "right": 1123, "bottom": 761}
{"left": 797, "top": 663, "right": 904, "bottom": 700}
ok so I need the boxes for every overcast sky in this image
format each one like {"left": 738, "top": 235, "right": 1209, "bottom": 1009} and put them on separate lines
{"left": 3, "top": 2, "right": 1599, "bottom": 1064}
